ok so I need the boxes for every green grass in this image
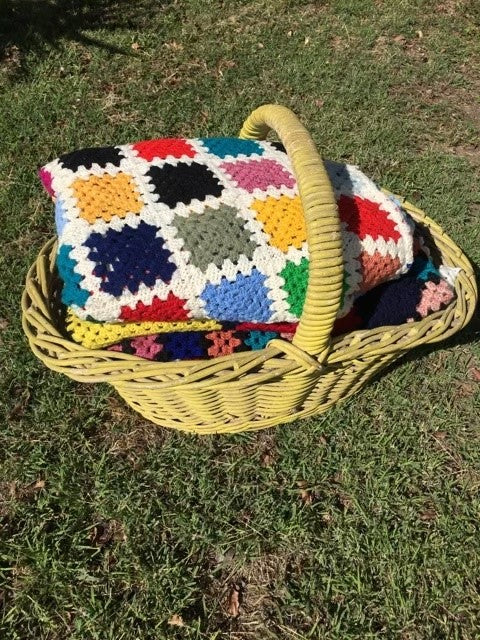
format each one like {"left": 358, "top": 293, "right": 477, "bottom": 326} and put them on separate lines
{"left": 1, "top": 0, "right": 480, "bottom": 638}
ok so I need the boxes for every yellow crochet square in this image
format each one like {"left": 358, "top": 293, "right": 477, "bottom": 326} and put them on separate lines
{"left": 250, "top": 194, "right": 306, "bottom": 252}
{"left": 66, "top": 309, "right": 221, "bottom": 349}
{"left": 72, "top": 173, "right": 143, "bottom": 224}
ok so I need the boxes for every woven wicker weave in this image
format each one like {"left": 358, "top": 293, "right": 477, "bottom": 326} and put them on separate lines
{"left": 22, "top": 105, "right": 477, "bottom": 434}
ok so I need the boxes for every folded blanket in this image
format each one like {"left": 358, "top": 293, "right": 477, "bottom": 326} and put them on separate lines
{"left": 40, "top": 138, "right": 414, "bottom": 324}
{"left": 89, "top": 252, "right": 454, "bottom": 360}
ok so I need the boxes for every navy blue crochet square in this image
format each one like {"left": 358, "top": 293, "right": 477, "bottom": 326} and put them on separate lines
{"left": 59, "top": 146, "right": 125, "bottom": 172}
{"left": 146, "top": 162, "right": 223, "bottom": 208}
{"left": 162, "top": 331, "right": 206, "bottom": 360}
{"left": 84, "top": 221, "right": 176, "bottom": 297}
{"left": 200, "top": 138, "right": 264, "bottom": 159}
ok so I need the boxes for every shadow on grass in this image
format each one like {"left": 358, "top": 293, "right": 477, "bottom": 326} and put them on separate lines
{"left": 0, "top": 0, "right": 168, "bottom": 75}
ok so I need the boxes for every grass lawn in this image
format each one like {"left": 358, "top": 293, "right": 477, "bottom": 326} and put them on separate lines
{"left": 1, "top": 0, "right": 480, "bottom": 637}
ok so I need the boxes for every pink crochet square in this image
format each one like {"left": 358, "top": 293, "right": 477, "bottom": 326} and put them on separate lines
{"left": 220, "top": 158, "right": 296, "bottom": 192}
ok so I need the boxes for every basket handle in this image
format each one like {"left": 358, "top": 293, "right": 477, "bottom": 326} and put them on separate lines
{"left": 239, "top": 104, "right": 343, "bottom": 360}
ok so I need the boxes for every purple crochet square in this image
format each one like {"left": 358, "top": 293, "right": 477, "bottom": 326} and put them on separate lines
{"left": 220, "top": 158, "right": 296, "bottom": 193}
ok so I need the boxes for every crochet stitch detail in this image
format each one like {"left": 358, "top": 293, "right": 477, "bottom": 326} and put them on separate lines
{"left": 200, "top": 138, "right": 264, "bottom": 159}
{"left": 41, "top": 137, "right": 416, "bottom": 324}
{"left": 72, "top": 173, "right": 143, "bottom": 224}
{"left": 57, "top": 245, "right": 89, "bottom": 308}
{"left": 84, "top": 221, "right": 176, "bottom": 297}
{"left": 132, "top": 138, "right": 195, "bottom": 161}
{"left": 251, "top": 195, "right": 306, "bottom": 252}
{"left": 120, "top": 293, "right": 189, "bottom": 322}
{"left": 280, "top": 258, "right": 309, "bottom": 318}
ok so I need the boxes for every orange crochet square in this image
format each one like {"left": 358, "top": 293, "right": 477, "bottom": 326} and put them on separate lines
{"left": 250, "top": 195, "right": 306, "bottom": 252}
{"left": 72, "top": 173, "right": 143, "bottom": 224}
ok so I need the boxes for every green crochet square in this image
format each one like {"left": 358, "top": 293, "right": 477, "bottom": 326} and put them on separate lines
{"left": 280, "top": 258, "right": 309, "bottom": 318}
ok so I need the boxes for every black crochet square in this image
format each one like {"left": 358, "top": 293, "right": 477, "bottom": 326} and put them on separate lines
{"left": 59, "top": 146, "right": 125, "bottom": 171}
{"left": 270, "top": 141, "right": 287, "bottom": 154}
{"left": 146, "top": 162, "right": 223, "bottom": 208}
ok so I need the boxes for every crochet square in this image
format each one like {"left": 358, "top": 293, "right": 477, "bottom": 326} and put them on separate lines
{"left": 280, "top": 258, "right": 309, "bottom": 318}
{"left": 120, "top": 293, "right": 189, "bottom": 322}
{"left": 358, "top": 251, "right": 401, "bottom": 292}
{"left": 200, "top": 138, "right": 264, "bottom": 159}
{"left": 201, "top": 269, "right": 273, "bottom": 322}
{"left": 130, "top": 335, "right": 164, "bottom": 359}
{"left": 338, "top": 195, "right": 402, "bottom": 242}
{"left": 83, "top": 221, "right": 176, "bottom": 297}
{"left": 132, "top": 138, "right": 196, "bottom": 162}
{"left": 220, "top": 158, "right": 296, "bottom": 193}
{"left": 72, "top": 173, "right": 144, "bottom": 224}
{"left": 205, "top": 330, "right": 244, "bottom": 357}
{"left": 250, "top": 194, "right": 306, "bottom": 252}
{"left": 173, "top": 203, "right": 258, "bottom": 270}
{"left": 162, "top": 331, "right": 205, "bottom": 360}
{"left": 59, "top": 146, "right": 124, "bottom": 171}
{"left": 57, "top": 244, "right": 89, "bottom": 308}
{"left": 146, "top": 162, "right": 224, "bottom": 208}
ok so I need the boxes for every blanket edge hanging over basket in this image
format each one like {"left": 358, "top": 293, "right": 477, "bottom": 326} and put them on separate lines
{"left": 21, "top": 104, "right": 478, "bottom": 434}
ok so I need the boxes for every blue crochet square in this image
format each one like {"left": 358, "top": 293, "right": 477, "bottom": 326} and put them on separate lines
{"left": 200, "top": 138, "right": 264, "bottom": 159}
{"left": 162, "top": 331, "right": 205, "bottom": 360}
{"left": 57, "top": 244, "right": 90, "bottom": 307}
{"left": 201, "top": 268, "right": 273, "bottom": 322}
{"left": 83, "top": 221, "right": 176, "bottom": 297}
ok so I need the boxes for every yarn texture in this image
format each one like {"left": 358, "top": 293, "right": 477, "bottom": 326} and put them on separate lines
{"left": 40, "top": 138, "right": 415, "bottom": 325}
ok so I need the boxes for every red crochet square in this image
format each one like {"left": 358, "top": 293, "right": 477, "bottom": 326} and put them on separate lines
{"left": 120, "top": 293, "right": 190, "bottom": 322}
{"left": 132, "top": 138, "right": 196, "bottom": 162}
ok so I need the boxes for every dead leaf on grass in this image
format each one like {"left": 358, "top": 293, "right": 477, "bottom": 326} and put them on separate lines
{"left": 297, "top": 480, "right": 314, "bottom": 505}
{"left": 168, "top": 614, "right": 184, "bottom": 627}
{"left": 419, "top": 508, "right": 437, "bottom": 522}
{"left": 226, "top": 584, "right": 241, "bottom": 617}
{"left": 469, "top": 366, "right": 480, "bottom": 381}
{"left": 90, "top": 519, "right": 126, "bottom": 546}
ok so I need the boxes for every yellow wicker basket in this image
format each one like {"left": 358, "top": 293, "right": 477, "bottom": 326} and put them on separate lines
{"left": 22, "top": 105, "right": 477, "bottom": 434}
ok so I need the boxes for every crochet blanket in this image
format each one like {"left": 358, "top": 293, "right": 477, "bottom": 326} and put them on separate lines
{"left": 40, "top": 137, "right": 414, "bottom": 324}
{"left": 104, "top": 253, "right": 455, "bottom": 361}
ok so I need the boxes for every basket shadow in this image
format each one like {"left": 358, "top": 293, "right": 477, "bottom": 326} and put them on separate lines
{"left": 0, "top": 0, "right": 170, "bottom": 77}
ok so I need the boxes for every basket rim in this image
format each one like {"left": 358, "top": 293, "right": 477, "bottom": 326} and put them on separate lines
{"left": 22, "top": 194, "right": 477, "bottom": 388}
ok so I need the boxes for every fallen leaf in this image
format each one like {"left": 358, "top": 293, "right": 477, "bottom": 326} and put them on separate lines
{"left": 456, "top": 382, "right": 476, "bottom": 397}
{"left": 469, "top": 367, "right": 480, "bottom": 381}
{"left": 304, "top": 36, "right": 310, "bottom": 45}
{"left": 0, "top": 318, "right": 8, "bottom": 329}
{"left": 168, "top": 614, "right": 184, "bottom": 627}
{"left": 319, "top": 435, "right": 328, "bottom": 446}
{"left": 90, "top": 519, "right": 126, "bottom": 546}
{"left": 433, "top": 431, "right": 447, "bottom": 440}
{"left": 393, "top": 34, "right": 407, "bottom": 45}
{"left": 9, "top": 389, "right": 31, "bottom": 420}
{"left": 338, "top": 493, "right": 353, "bottom": 511}
{"left": 19, "top": 479, "right": 45, "bottom": 499}
{"left": 227, "top": 585, "right": 241, "bottom": 617}
{"left": 131, "top": 42, "right": 140, "bottom": 51}
{"left": 297, "top": 480, "right": 313, "bottom": 505}
{"left": 314, "top": 98, "right": 325, "bottom": 108}
{"left": 419, "top": 508, "right": 437, "bottom": 522}
{"left": 261, "top": 450, "right": 274, "bottom": 466}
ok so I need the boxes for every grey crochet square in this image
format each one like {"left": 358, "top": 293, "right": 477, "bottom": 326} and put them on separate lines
{"left": 174, "top": 204, "right": 258, "bottom": 270}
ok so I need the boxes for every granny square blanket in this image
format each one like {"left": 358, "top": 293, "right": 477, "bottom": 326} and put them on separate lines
{"left": 39, "top": 138, "right": 415, "bottom": 324}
